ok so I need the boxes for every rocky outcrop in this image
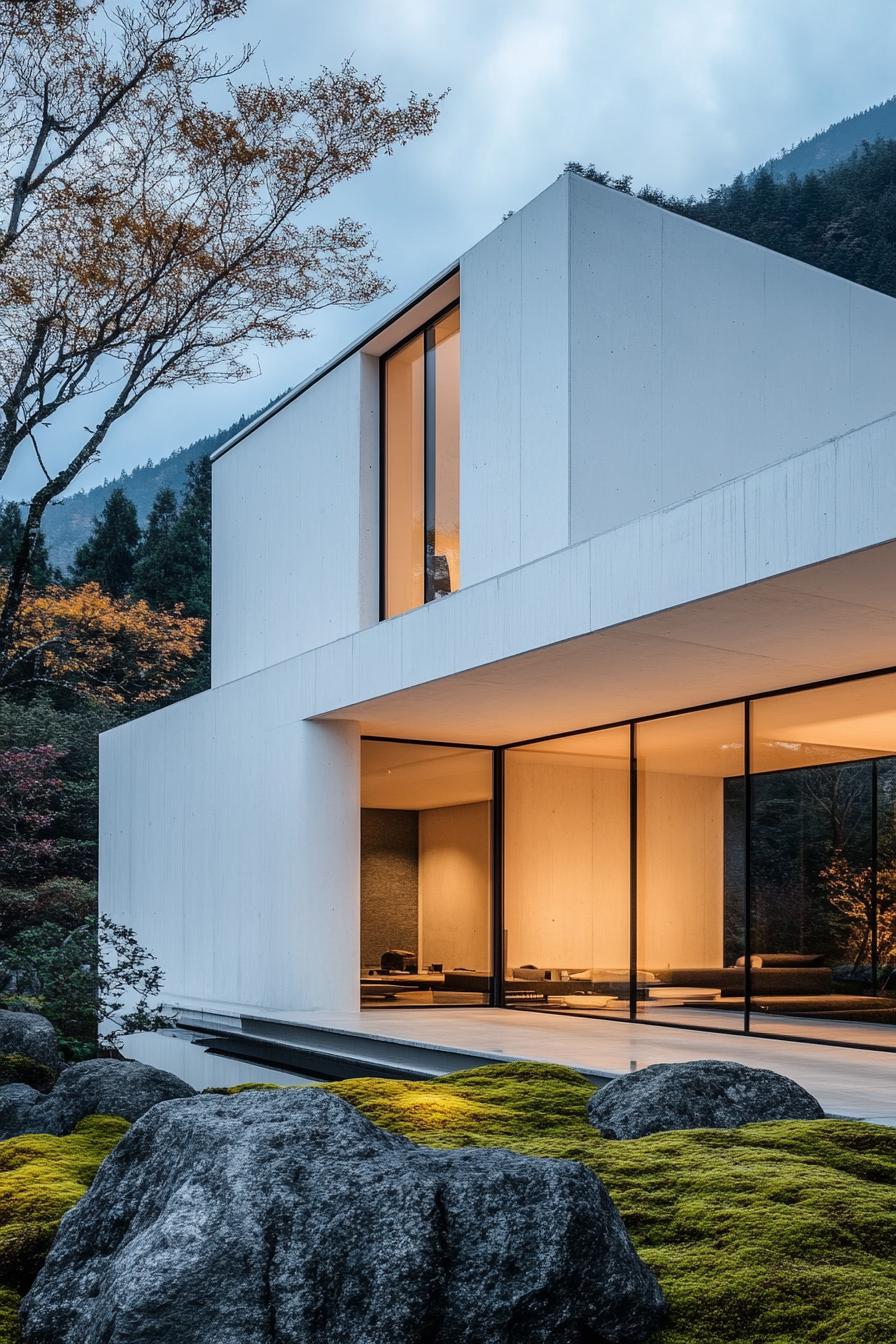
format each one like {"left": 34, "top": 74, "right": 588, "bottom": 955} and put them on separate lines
{"left": 0, "top": 1058, "right": 195, "bottom": 1139}
{"left": 0, "top": 1009, "right": 61, "bottom": 1076}
{"left": 588, "top": 1059, "right": 825, "bottom": 1139}
{"left": 22, "top": 1086, "right": 665, "bottom": 1344}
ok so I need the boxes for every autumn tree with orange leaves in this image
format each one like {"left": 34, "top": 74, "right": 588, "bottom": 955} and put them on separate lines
{"left": 0, "top": 0, "right": 441, "bottom": 665}
{"left": 2, "top": 581, "right": 203, "bottom": 704}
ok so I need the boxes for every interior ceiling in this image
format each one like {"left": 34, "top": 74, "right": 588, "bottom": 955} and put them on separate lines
{"left": 323, "top": 541, "right": 896, "bottom": 751}
{"left": 360, "top": 740, "right": 492, "bottom": 810}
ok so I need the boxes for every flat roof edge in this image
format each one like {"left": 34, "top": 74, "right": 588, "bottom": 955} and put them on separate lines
{"left": 210, "top": 262, "right": 460, "bottom": 463}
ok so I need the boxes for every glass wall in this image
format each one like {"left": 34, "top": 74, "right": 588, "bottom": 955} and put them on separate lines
{"left": 429, "top": 307, "right": 460, "bottom": 601}
{"left": 383, "top": 333, "right": 424, "bottom": 617}
{"left": 636, "top": 705, "right": 745, "bottom": 1025}
{"left": 382, "top": 304, "right": 460, "bottom": 618}
{"left": 360, "top": 739, "right": 492, "bottom": 1007}
{"left": 500, "top": 670, "right": 896, "bottom": 1048}
{"left": 750, "top": 674, "right": 896, "bottom": 1040}
{"left": 503, "top": 727, "right": 632, "bottom": 1015}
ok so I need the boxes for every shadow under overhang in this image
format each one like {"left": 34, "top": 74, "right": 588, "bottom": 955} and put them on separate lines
{"left": 318, "top": 541, "right": 896, "bottom": 745}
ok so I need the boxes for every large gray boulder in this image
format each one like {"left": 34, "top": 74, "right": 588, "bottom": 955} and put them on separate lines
{"left": 22, "top": 1086, "right": 665, "bottom": 1344}
{"left": 0, "top": 1057, "right": 195, "bottom": 1139}
{"left": 0, "top": 1007, "right": 61, "bottom": 1075}
{"left": 588, "top": 1059, "right": 824, "bottom": 1139}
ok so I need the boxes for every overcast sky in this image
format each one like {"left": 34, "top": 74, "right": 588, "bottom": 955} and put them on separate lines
{"left": 7, "top": 0, "right": 896, "bottom": 500}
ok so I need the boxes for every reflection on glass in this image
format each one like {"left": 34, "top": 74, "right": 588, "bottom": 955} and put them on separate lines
{"left": 636, "top": 705, "right": 746, "bottom": 1026}
{"left": 750, "top": 674, "right": 896, "bottom": 1039}
{"left": 360, "top": 740, "right": 492, "bottom": 1007}
{"left": 504, "top": 727, "right": 632, "bottom": 1016}
{"left": 429, "top": 307, "right": 460, "bottom": 600}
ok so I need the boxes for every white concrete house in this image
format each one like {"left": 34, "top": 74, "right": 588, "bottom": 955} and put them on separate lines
{"left": 102, "top": 171, "right": 896, "bottom": 1070}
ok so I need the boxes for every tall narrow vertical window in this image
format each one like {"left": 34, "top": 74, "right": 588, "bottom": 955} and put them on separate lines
{"left": 383, "top": 304, "right": 460, "bottom": 618}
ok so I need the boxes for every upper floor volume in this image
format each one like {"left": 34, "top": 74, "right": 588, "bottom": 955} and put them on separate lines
{"left": 208, "top": 169, "right": 896, "bottom": 688}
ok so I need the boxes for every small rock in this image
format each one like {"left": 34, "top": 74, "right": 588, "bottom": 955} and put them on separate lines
{"left": 22, "top": 1086, "right": 665, "bottom": 1344}
{"left": 588, "top": 1059, "right": 825, "bottom": 1139}
{"left": 0, "top": 1008, "right": 61, "bottom": 1076}
{"left": 0, "top": 1058, "right": 195, "bottom": 1139}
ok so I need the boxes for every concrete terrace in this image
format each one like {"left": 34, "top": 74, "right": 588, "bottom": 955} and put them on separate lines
{"left": 135, "top": 1005, "right": 896, "bottom": 1126}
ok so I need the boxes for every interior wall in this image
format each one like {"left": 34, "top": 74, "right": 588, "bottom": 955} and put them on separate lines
{"left": 638, "top": 772, "right": 725, "bottom": 969}
{"left": 360, "top": 809, "right": 419, "bottom": 968}
{"left": 419, "top": 802, "right": 491, "bottom": 972}
{"left": 504, "top": 757, "right": 629, "bottom": 970}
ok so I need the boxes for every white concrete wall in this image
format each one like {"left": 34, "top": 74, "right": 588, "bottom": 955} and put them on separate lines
{"left": 568, "top": 171, "right": 896, "bottom": 542}
{"left": 211, "top": 351, "right": 378, "bottom": 685}
{"left": 100, "top": 687, "right": 360, "bottom": 1013}
{"left": 209, "top": 173, "right": 896, "bottom": 653}
{"left": 459, "top": 176, "right": 571, "bottom": 588}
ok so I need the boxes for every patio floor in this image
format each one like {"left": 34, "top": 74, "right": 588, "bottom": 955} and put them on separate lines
{"left": 163, "top": 1000, "right": 896, "bottom": 1123}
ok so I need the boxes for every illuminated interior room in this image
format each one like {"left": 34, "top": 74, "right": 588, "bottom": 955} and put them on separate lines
{"left": 498, "top": 671, "right": 896, "bottom": 1045}
{"left": 359, "top": 739, "right": 493, "bottom": 1006}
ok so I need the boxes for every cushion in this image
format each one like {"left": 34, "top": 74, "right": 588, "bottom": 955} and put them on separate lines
{"left": 749, "top": 952, "right": 826, "bottom": 968}
{"left": 510, "top": 967, "right": 588, "bottom": 981}
{"left": 733, "top": 955, "right": 764, "bottom": 968}
{"left": 570, "top": 969, "right": 658, "bottom": 983}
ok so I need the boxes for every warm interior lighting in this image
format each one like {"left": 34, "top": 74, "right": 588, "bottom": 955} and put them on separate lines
{"left": 382, "top": 304, "right": 460, "bottom": 618}
{"left": 360, "top": 738, "right": 492, "bottom": 1008}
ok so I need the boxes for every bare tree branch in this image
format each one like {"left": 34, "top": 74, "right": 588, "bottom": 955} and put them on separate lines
{"left": 0, "top": 0, "right": 443, "bottom": 660}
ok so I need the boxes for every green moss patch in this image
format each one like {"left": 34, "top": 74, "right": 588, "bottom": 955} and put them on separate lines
{"left": 0, "top": 1114, "right": 127, "bottom": 1343}
{"left": 325, "top": 1062, "right": 896, "bottom": 1344}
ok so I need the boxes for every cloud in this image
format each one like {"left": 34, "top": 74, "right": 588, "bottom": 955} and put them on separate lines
{"left": 5, "top": 0, "right": 896, "bottom": 497}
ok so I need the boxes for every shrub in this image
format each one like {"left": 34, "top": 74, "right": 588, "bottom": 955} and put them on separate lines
{"left": 0, "top": 1056, "right": 54, "bottom": 1093}
{"left": 0, "top": 881, "right": 95, "bottom": 944}
{"left": 1, "top": 915, "right": 170, "bottom": 1058}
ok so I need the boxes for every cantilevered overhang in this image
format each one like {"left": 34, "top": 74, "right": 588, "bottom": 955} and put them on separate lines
{"left": 320, "top": 542, "right": 896, "bottom": 743}
{"left": 315, "top": 411, "right": 896, "bottom": 744}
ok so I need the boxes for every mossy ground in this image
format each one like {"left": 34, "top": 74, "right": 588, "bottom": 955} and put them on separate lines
{"left": 4, "top": 1064, "right": 895, "bottom": 1343}
{"left": 0, "top": 1114, "right": 127, "bottom": 1343}
{"left": 324, "top": 1063, "right": 896, "bottom": 1344}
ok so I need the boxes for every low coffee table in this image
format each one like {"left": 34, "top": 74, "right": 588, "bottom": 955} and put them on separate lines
{"left": 360, "top": 973, "right": 445, "bottom": 1001}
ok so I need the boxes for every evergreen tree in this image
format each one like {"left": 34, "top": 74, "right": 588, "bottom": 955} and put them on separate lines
{"left": 174, "top": 457, "right": 212, "bottom": 622}
{"left": 566, "top": 137, "right": 896, "bottom": 302}
{"left": 0, "top": 502, "right": 53, "bottom": 588}
{"left": 168, "top": 457, "right": 212, "bottom": 694}
{"left": 71, "top": 488, "right": 140, "bottom": 597}
{"left": 132, "top": 487, "right": 181, "bottom": 610}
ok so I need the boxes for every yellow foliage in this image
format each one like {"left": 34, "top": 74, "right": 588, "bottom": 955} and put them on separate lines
{"left": 6, "top": 582, "right": 203, "bottom": 705}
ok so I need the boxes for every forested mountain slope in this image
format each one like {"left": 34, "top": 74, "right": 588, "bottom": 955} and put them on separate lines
{"left": 757, "top": 94, "right": 896, "bottom": 181}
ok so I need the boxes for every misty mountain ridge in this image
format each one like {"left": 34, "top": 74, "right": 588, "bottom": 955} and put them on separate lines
{"left": 754, "top": 94, "right": 896, "bottom": 181}
{"left": 39, "top": 397, "right": 285, "bottom": 573}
